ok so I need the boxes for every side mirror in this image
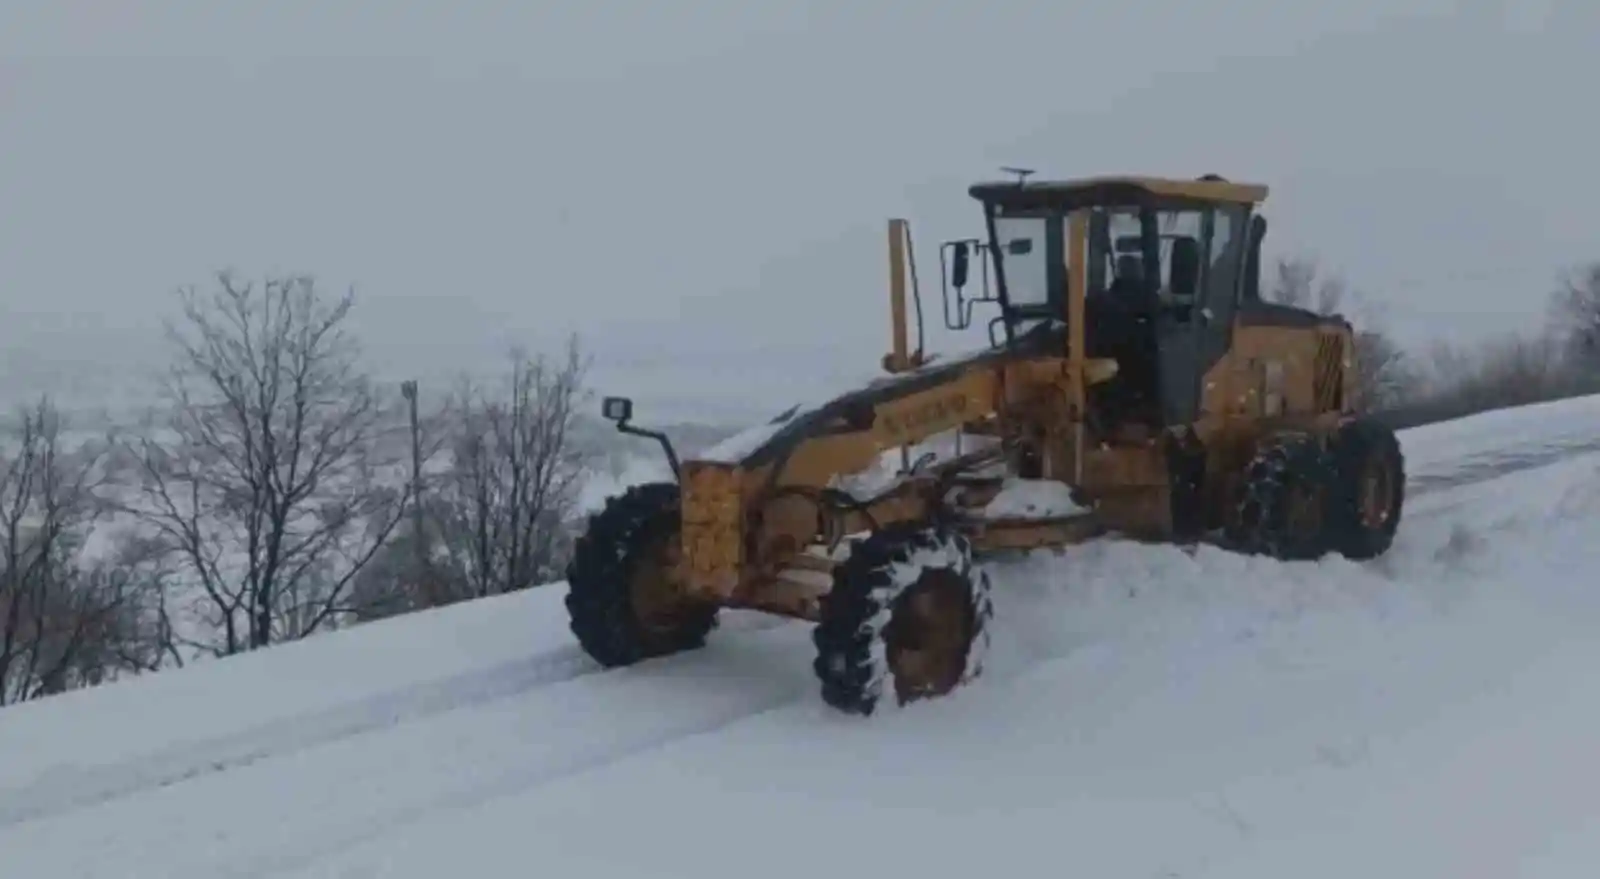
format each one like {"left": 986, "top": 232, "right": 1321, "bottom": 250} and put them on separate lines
{"left": 601, "top": 396, "right": 633, "bottom": 423}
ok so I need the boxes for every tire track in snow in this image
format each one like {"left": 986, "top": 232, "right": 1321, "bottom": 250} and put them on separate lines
{"left": 0, "top": 615, "right": 791, "bottom": 830}
{"left": 1396, "top": 443, "right": 1600, "bottom": 532}
{"left": 0, "top": 626, "right": 815, "bottom": 879}
{"left": 1406, "top": 435, "right": 1600, "bottom": 497}
{"left": 238, "top": 693, "right": 805, "bottom": 879}
{"left": 0, "top": 648, "right": 597, "bottom": 829}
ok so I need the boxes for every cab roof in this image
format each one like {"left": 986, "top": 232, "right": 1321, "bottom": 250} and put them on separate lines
{"left": 967, "top": 175, "right": 1269, "bottom": 211}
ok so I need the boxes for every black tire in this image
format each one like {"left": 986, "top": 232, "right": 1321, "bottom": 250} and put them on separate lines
{"left": 1228, "top": 432, "right": 1338, "bottom": 561}
{"left": 811, "top": 523, "right": 995, "bottom": 716}
{"left": 564, "top": 482, "right": 718, "bottom": 668}
{"left": 1326, "top": 418, "right": 1405, "bottom": 560}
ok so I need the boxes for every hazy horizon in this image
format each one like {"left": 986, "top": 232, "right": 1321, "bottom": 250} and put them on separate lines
{"left": 5, "top": 1, "right": 1595, "bottom": 424}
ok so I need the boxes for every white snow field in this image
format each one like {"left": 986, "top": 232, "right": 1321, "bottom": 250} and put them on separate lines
{"left": 5, "top": 395, "right": 1600, "bottom": 878}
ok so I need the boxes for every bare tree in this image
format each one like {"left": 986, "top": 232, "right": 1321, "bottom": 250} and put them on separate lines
{"left": 1415, "top": 332, "right": 1571, "bottom": 419}
{"left": 1266, "top": 255, "right": 1416, "bottom": 411}
{"left": 1549, "top": 262, "right": 1600, "bottom": 374}
{"left": 347, "top": 390, "right": 458, "bottom": 621}
{"left": 1269, "top": 256, "right": 1348, "bottom": 315}
{"left": 120, "top": 273, "right": 409, "bottom": 657}
{"left": 1351, "top": 329, "right": 1416, "bottom": 412}
{"left": 0, "top": 398, "right": 154, "bottom": 703}
{"left": 426, "top": 337, "right": 592, "bottom": 604}
{"left": 1400, "top": 260, "right": 1600, "bottom": 419}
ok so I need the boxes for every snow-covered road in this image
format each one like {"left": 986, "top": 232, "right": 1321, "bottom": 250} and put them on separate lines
{"left": 4, "top": 396, "right": 1600, "bottom": 878}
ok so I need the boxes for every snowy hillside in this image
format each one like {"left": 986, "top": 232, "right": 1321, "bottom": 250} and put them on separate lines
{"left": 4, "top": 396, "right": 1600, "bottom": 877}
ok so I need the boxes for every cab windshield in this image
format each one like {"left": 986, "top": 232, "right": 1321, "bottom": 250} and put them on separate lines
{"left": 975, "top": 199, "right": 1244, "bottom": 345}
{"left": 1092, "top": 207, "right": 1207, "bottom": 298}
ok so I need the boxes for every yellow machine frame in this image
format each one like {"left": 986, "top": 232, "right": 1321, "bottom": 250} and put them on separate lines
{"left": 628, "top": 175, "right": 1359, "bottom": 623}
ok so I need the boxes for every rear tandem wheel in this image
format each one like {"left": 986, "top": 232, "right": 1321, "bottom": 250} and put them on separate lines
{"left": 1228, "top": 418, "right": 1405, "bottom": 561}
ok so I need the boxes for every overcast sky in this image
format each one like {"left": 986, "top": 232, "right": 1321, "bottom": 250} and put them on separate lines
{"left": 3, "top": 1, "right": 1595, "bottom": 423}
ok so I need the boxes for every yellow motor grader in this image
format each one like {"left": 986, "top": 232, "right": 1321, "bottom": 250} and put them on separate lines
{"left": 564, "top": 172, "right": 1404, "bottom": 715}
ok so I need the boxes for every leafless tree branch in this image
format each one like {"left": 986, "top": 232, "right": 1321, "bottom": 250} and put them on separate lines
{"left": 0, "top": 398, "right": 154, "bottom": 704}
{"left": 1266, "top": 256, "right": 1417, "bottom": 411}
{"left": 1549, "top": 262, "right": 1600, "bottom": 373}
{"left": 117, "top": 273, "right": 408, "bottom": 657}
{"left": 352, "top": 335, "right": 593, "bottom": 619}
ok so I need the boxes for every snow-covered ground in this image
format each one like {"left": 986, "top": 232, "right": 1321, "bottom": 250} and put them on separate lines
{"left": 4, "top": 395, "right": 1600, "bottom": 878}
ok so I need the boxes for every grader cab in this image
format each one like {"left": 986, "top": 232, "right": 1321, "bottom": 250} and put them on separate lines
{"left": 565, "top": 172, "right": 1404, "bottom": 716}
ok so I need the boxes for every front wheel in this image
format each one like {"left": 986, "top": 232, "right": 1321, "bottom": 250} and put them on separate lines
{"left": 564, "top": 482, "right": 719, "bottom": 668}
{"left": 811, "top": 523, "right": 995, "bottom": 716}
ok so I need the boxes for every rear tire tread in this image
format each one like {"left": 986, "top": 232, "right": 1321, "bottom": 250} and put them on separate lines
{"left": 1327, "top": 418, "right": 1406, "bottom": 560}
{"left": 1229, "top": 432, "right": 1337, "bottom": 561}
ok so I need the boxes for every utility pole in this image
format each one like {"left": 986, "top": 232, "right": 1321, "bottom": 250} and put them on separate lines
{"left": 400, "top": 379, "right": 435, "bottom": 608}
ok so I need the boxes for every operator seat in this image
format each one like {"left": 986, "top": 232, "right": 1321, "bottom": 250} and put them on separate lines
{"left": 1087, "top": 255, "right": 1144, "bottom": 353}
{"left": 1167, "top": 236, "right": 1201, "bottom": 305}
{"left": 1088, "top": 254, "right": 1162, "bottom": 428}
{"left": 1113, "top": 254, "right": 1143, "bottom": 292}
